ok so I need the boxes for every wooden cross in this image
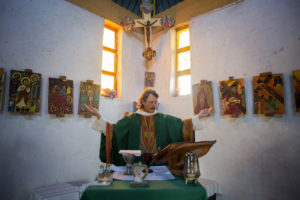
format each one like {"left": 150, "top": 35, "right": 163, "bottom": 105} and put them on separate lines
{"left": 121, "top": 0, "right": 174, "bottom": 62}
{"left": 134, "top": 11, "right": 162, "bottom": 49}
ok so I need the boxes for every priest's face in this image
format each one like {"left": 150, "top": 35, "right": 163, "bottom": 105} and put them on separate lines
{"left": 142, "top": 94, "right": 158, "bottom": 113}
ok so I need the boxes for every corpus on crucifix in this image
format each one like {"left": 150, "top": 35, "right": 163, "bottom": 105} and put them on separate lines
{"left": 121, "top": 0, "right": 174, "bottom": 63}
{"left": 137, "top": 19, "right": 157, "bottom": 49}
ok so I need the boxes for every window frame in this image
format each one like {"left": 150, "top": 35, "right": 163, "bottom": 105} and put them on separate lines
{"left": 101, "top": 24, "right": 118, "bottom": 91}
{"left": 175, "top": 25, "right": 191, "bottom": 96}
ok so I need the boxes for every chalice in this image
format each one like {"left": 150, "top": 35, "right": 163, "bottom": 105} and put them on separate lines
{"left": 123, "top": 153, "right": 135, "bottom": 175}
{"left": 119, "top": 150, "right": 141, "bottom": 175}
{"left": 143, "top": 152, "right": 153, "bottom": 173}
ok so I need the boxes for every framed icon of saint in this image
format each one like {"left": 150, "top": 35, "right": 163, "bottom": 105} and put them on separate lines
{"left": 219, "top": 78, "right": 246, "bottom": 116}
{"left": 78, "top": 80, "right": 100, "bottom": 115}
{"left": 145, "top": 72, "right": 155, "bottom": 88}
{"left": 48, "top": 76, "right": 73, "bottom": 116}
{"left": 192, "top": 80, "right": 214, "bottom": 115}
{"left": 253, "top": 72, "right": 284, "bottom": 115}
{"left": 8, "top": 69, "right": 41, "bottom": 113}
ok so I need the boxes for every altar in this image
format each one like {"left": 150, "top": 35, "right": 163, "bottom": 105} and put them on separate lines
{"left": 28, "top": 177, "right": 220, "bottom": 200}
{"left": 80, "top": 177, "right": 208, "bottom": 200}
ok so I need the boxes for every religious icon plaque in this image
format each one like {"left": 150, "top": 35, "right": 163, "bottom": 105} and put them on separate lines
{"left": 48, "top": 76, "right": 73, "bottom": 117}
{"left": 253, "top": 72, "right": 284, "bottom": 115}
{"left": 192, "top": 80, "right": 214, "bottom": 115}
{"left": 219, "top": 77, "right": 246, "bottom": 117}
{"left": 8, "top": 69, "right": 41, "bottom": 113}
{"left": 78, "top": 80, "right": 100, "bottom": 117}
{"left": 145, "top": 72, "right": 155, "bottom": 88}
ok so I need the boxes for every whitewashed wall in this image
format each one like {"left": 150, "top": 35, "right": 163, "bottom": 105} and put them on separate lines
{"left": 0, "top": 0, "right": 145, "bottom": 199}
{"left": 152, "top": 0, "right": 300, "bottom": 200}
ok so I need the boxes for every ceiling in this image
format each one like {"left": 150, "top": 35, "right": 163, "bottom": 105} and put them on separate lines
{"left": 111, "top": 0, "right": 184, "bottom": 17}
{"left": 67, "top": 0, "right": 241, "bottom": 28}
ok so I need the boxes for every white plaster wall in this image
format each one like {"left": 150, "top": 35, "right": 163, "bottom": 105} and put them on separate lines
{"left": 0, "top": 1, "right": 103, "bottom": 199}
{"left": 0, "top": 0, "right": 143, "bottom": 199}
{"left": 153, "top": 0, "right": 300, "bottom": 199}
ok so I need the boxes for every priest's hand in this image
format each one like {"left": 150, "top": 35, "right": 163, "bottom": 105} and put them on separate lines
{"left": 84, "top": 104, "right": 101, "bottom": 119}
{"left": 198, "top": 107, "right": 213, "bottom": 118}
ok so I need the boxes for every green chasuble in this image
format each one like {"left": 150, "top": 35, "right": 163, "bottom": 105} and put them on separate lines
{"left": 99, "top": 113, "right": 185, "bottom": 166}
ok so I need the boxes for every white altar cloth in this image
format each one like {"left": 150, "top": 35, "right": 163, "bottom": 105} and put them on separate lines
{"left": 198, "top": 178, "right": 222, "bottom": 199}
{"left": 28, "top": 182, "right": 80, "bottom": 200}
{"left": 110, "top": 164, "right": 175, "bottom": 181}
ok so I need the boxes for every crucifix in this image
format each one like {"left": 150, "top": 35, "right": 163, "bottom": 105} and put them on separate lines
{"left": 121, "top": 0, "right": 174, "bottom": 62}
{"left": 134, "top": 6, "right": 161, "bottom": 61}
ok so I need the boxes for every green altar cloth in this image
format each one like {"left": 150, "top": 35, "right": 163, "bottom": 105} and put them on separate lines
{"left": 80, "top": 178, "right": 208, "bottom": 200}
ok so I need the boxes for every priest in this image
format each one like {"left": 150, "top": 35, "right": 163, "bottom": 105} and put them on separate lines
{"left": 85, "top": 89, "right": 213, "bottom": 165}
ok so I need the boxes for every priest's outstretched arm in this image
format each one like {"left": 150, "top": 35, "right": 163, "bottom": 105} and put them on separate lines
{"left": 84, "top": 89, "right": 213, "bottom": 165}
{"left": 85, "top": 104, "right": 213, "bottom": 136}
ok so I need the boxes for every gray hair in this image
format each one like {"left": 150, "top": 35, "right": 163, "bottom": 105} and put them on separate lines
{"left": 137, "top": 89, "right": 159, "bottom": 109}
